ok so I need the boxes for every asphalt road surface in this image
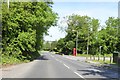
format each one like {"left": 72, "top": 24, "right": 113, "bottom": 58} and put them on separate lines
{"left": 2, "top": 52, "right": 119, "bottom": 79}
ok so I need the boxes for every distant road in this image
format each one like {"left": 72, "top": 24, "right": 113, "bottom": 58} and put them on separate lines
{"left": 2, "top": 52, "right": 119, "bottom": 79}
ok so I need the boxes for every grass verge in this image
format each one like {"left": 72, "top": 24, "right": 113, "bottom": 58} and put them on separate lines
{"left": 1, "top": 51, "right": 41, "bottom": 68}
{"left": 92, "top": 60, "right": 116, "bottom": 64}
{"left": 77, "top": 53, "right": 113, "bottom": 57}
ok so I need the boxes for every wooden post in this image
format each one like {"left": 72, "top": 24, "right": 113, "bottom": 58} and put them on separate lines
{"left": 90, "top": 55, "right": 91, "bottom": 60}
{"left": 103, "top": 56, "right": 105, "bottom": 62}
{"left": 93, "top": 55, "right": 95, "bottom": 60}
{"left": 98, "top": 55, "right": 100, "bottom": 61}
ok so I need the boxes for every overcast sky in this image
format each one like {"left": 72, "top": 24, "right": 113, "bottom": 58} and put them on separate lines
{"left": 44, "top": 1, "right": 119, "bottom": 41}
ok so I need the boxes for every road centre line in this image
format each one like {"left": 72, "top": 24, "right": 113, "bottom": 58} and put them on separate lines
{"left": 62, "top": 63, "right": 85, "bottom": 79}
{"left": 63, "top": 64, "right": 70, "bottom": 69}
{"left": 63, "top": 57, "right": 86, "bottom": 67}
{"left": 56, "top": 59, "right": 62, "bottom": 63}
{"left": 74, "top": 72, "right": 85, "bottom": 79}
{"left": 56, "top": 56, "right": 85, "bottom": 79}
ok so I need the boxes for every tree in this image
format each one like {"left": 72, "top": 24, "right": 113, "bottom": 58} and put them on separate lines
{"left": 2, "top": 2, "right": 57, "bottom": 63}
{"left": 57, "top": 14, "right": 100, "bottom": 55}
{"left": 43, "top": 41, "right": 51, "bottom": 51}
{"left": 104, "top": 17, "right": 119, "bottom": 53}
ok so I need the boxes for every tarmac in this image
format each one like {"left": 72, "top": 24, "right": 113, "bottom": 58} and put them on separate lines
{"left": 62, "top": 55, "right": 120, "bottom": 73}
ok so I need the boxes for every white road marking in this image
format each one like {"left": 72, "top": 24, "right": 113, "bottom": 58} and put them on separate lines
{"left": 74, "top": 72, "right": 85, "bottom": 79}
{"left": 63, "top": 64, "right": 70, "bottom": 69}
{"left": 54, "top": 55, "right": 84, "bottom": 79}
{"left": 54, "top": 57, "right": 62, "bottom": 63}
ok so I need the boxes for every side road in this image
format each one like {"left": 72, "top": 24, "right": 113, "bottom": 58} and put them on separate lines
{"left": 62, "top": 55, "right": 120, "bottom": 72}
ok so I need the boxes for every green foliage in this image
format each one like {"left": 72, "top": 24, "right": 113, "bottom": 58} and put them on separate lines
{"left": 56, "top": 14, "right": 99, "bottom": 55}
{"left": 43, "top": 41, "right": 51, "bottom": 51}
{"left": 56, "top": 15, "right": 119, "bottom": 56}
{"left": 50, "top": 41, "right": 58, "bottom": 51}
{"left": 43, "top": 41, "right": 58, "bottom": 52}
{"left": 2, "top": 2, "right": 57, "bottom": 64}
{"left": 65, "top": 41, "right": 75, "bottom": 50}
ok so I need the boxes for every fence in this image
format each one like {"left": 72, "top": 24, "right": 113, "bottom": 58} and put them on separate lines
{"left": 87, "top": 55, "right": 113, "bottom": 63}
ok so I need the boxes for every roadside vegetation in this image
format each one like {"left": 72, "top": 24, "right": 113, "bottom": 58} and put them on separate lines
{"left": 1, "top": 1, "right": 120, "bottom": 66}
{"left": 1, "top": 1, "right": 58, "bottom": 65}
{"left": 55, "top": 15, "right": 120, "bottom": 56}
{"left": 44, "top": 15, "right": 120, "bottom": 65}
{"left": 92, "top": 60, "right": 116, "bottom": 64}
{"left": 76, "top": 54, "right": 113, "bottom": 57}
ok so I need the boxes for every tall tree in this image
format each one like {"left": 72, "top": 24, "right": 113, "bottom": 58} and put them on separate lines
{"left": 57, "top": 14, "right": 100, "bottom": 55}
{"left": 2, "top": 2, "right": 57, "bottom": 63}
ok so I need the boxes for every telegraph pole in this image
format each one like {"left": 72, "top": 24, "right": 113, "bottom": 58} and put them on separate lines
{"left": 86, "top": 27, "right": 89, "bottom": 59}
{"left": 76, "top": 31, "right": 78, "bottom": 56}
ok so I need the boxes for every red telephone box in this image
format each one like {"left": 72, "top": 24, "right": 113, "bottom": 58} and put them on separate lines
{"left": 73, "top": 48, "right": 76, "bottom": 56}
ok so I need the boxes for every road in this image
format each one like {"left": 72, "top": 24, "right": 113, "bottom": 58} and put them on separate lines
{"left": 2, "top": 52, "right": 119, "bottom": 79}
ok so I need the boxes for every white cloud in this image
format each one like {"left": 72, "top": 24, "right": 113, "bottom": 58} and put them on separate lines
{"left": 44, "top": 26, "right": 66, "bottom": 41}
